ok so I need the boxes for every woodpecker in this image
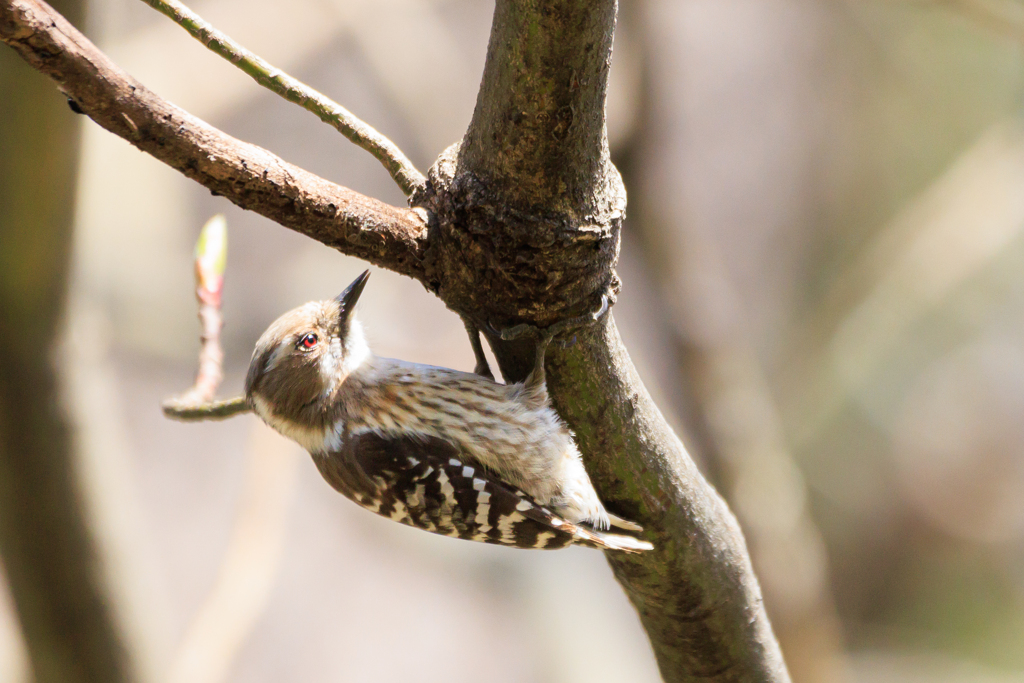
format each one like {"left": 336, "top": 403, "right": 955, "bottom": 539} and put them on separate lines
{"left": 244, "top": 270, "right": 652, "bottom": 553}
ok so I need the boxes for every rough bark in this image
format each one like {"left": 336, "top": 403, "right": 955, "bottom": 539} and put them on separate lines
{"left": 0, "top": 0, "right": 791, "bottom": 680}
{"left": 0, "top": 0, "right": 429, "bottom": 281}
{"left": 418, "top": 2, "right": 790, "bottom": 681}
{"left": 0, "top": 1, "right": 139, "bottom": 680}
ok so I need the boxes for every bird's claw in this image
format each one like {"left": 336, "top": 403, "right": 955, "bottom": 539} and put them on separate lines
{"left": 487, "top": 293, "right": 610, "bottom": 344}
{"left": 495, "top": 322, "right": 535, "bottom": 341}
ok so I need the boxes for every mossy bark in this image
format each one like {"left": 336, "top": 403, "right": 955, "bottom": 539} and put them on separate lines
{"left": 416, "top": 2, "right": 790, "bottom": 681}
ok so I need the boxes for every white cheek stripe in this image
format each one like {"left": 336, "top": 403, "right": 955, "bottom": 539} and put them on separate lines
{"left": 252, "top": 395, "right": 329, "bottom": 453}
{"left": 323, "top": 421, "right": 344, "bottom": 452}
{"left": 340, "top": 319, "right": 371, "bottom": 376}
{"left": 319, "top": 344, "right": 340, "bottom": 398}
{"left": 390, "top": 499, "right": 409, "bottom": 523}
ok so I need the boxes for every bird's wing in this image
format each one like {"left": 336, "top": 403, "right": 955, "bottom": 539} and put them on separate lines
{"left": 333, "top": 430, "right": 576, "bottom": 549}
{"left": 324, "top": 430, "right": 649, "bottom": 552}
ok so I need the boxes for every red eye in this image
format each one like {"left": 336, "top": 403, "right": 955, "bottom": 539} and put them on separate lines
{"left": 299, "top": 333, "right": 318, "bottom": 350}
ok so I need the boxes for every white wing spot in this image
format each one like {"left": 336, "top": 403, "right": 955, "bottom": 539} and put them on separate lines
{"left": 390, "top": 499, "right": 409, "bottom": 523}
{"left": 407, "top": 483, "right": 425, "bottom": 508}
{"left": 462, "top": 466, "right": 475, "bottom": 478}
{"left": 496, "top": 512, "right": 519, "bottom": 541}
{"left": 474, "top": 491, "right": 492, "bottom": 531}
{"left": 516, "top": 500, "right": 532, "bottom": 512}
{"left": 437, "top": 470, "right": 456, "bottom": 503}
{"left": 472, "top": 478, "right": 486, "bottom": 492}
{"left": 449, "top": 458, "right": 461, "bottom": 467}
{"left": 534, "top": 531, "right": 555, "bottom": 548}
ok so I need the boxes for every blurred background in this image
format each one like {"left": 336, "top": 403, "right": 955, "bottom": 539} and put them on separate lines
{"left": 2, "top": 0, "right": 1024, "bottom": 681}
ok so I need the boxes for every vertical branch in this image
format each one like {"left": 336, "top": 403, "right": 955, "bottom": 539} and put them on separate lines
{"left": 163, "top": 215, "right": 248, "bottom": 421}
{"left": 185, "top": 215, "right": 227, "bottom": 405}
{"left": 459, "top": 0, "right": 618, "bottom": 215}
{"left": 424, "top": 3, "right": 791, "bottom": 681}
{"left": 0, "top": 3, "right": 141, "bottom": 679}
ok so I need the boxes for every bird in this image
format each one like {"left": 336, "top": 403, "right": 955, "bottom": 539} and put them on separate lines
{"left": 244, "top": 270, "right": 652, "bottom": 553}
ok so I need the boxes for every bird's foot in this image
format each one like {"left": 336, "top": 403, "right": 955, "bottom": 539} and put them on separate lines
{"left": 488, "top": 293, "right": 611, "bottom": 346}
{"left": 461, "top": 318, "right": 495, "bottom": 380}
{"left": 485, "top": 294, "right": 611, "bottom": 391}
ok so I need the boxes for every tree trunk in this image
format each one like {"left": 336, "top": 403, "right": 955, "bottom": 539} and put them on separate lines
{"left": 0, "top": 2, "right": 139, "bottom": 680}
{"left": 416, "top": 3, "right": 790, "bottom": 680}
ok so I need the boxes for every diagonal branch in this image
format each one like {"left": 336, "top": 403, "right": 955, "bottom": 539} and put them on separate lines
{"left": 0, "top": 0, "right": 430, "bottom": 281}
{"left": 135, "top": 0, "right": 426, "bottom": 197}
{"left": 425, "top": 2, "right": 791, "bottom": 681}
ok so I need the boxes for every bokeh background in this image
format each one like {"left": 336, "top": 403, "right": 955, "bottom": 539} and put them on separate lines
{"left": 3, "top": 0, "right": 1024, "bottom": 681}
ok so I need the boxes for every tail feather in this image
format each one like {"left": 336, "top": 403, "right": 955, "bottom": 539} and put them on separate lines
{"left": 508, "top": 486, "right": 651, "bottom": 553}
{"left": 574, "top": 527, "right": 653, "bottom": 553}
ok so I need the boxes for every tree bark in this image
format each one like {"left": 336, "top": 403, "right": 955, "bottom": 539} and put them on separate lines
{"left": 0, "top": 1, "right": 140, "bottom": 680}
{"left": 0, "top": 0, "right": 791, "bottom": 680}
{"left": 0, "top": 0, "right": 428, "bottom": 280}
{"left": 417, "top": 3, "right": 790, "bottom": 681}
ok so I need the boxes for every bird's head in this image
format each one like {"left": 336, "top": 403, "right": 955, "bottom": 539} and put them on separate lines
{"left": 245, "top": 270, "right": 371, "bottom": 429}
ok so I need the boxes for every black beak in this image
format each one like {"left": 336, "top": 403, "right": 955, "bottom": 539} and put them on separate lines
{"left": 336, "top": 269, "right": 370, "bottom": 328}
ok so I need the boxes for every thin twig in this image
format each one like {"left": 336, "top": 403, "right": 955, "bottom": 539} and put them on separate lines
{"left": 161, "top": 215, "right": 250, "bottom": 421}
{"left": 163, "top": 396, "right": 249, "bottom": 421}
{"left": 185, "top": 214, "right": 227, "bottom": 404}
{"left": 0, "top": 0, "right": 430, "bottom": 280}
{"left": 136, "top": 0, "right": 426, "bottom": 196}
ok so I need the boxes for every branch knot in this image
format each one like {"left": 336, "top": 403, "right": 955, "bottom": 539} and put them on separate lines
{"left": 415, "top": 142, "right": 623, "bottom": 329}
